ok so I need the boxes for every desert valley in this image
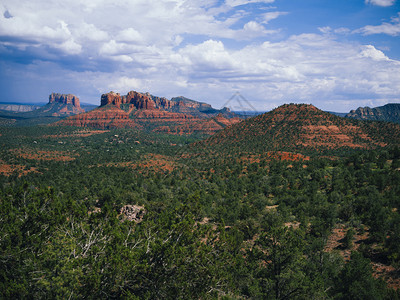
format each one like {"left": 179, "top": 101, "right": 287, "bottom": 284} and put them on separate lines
{"left": 1, "top": 91, "right": 400, "bottom": 298}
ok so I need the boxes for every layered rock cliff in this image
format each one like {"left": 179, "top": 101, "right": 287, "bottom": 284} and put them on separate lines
{"left": 100, "top": 91, "right": 233, "bottom": 118}
{"left": 100, "top": 91, "right": 158, "bottom": 110}
{"left": 57, "top": 90, "right": 241, "bottom": 133}
{"left": 47, "top": 93, "right": 84, "bottom": 116}
{"left": 49, "top": 93, "right": 82, "bottom": 109}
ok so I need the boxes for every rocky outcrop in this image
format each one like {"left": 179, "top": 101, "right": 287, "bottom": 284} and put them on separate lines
{"left": 100, "top": 91, "right": 123, "bottom": 107}
{"left": 125, "top": 91, "right": 156, "bottom": 110}
{"left": 346, "top": 104, "right": 400, "bottom": 124}
{"left": 170, "top": 96, "right": 212, "bottom": 110}
{"left": 100, "top": 91, "right": 234, "bottom": 118}
{"left": 119, "top": 205, "right": 145, "bottom": 222}
{"left": 47, "top": 93, "right": 84, "bottom": 115}
{"left": 59, "top": 90, "right": 242, "bottom": 135}
{"left": 49, "top": 93, "right": 82, "bottom": 109}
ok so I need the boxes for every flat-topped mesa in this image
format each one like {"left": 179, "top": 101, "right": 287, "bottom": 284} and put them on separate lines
{"left": 49, "top": 93, "right": 81, "bottom": 109}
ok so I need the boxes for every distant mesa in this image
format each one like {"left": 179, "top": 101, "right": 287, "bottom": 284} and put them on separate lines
{"left": 49, "top": 93, "right": 81, "bottom": 108}
{"left": 47, "top": 93, "right": 85, "bottom": 116}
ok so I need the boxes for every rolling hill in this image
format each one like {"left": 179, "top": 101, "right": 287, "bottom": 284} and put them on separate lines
{"left": 198, "top": 103, "right": 400, "bottom": 155}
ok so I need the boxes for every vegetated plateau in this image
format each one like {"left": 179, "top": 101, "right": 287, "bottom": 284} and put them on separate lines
{"left": 1, "top": 100, "right": 400, "bottom": 299}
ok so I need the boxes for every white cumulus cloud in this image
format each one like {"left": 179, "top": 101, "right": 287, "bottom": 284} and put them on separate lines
{"left": 359, "top": 45, "right": 389, "bottom": 61}
{"left": 357, "top": 13, "right": 400, "bottom": 36}
{"left": 179, "top": 40, "right": 236, "bottom": 71}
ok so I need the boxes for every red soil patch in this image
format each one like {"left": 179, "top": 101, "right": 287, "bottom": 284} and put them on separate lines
{"left": 324, "top": 225, "right": 352, "bottom": 260}
{"left": 238, "top": 154, "right": 261, "bottom": 164}
{"left": 133, "top": 153, "right": 177, "bottom": 173}
{"left": 266, "top": 151, "right": 310, "bottom": 161}
{"left": 299, "top": 124, "right": 386, "bottom": 149}
{"left": 325, "top": 224, "right": 400, "bottom": 290}
{"left": 0, "top": 160, "right": 38, "bottom": 177}
{"left": 10, "top": 149, "right": 78, "bottom": 161}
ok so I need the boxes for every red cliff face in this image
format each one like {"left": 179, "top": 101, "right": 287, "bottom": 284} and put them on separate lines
{"left": 100, "top": 91, "right": 231, "bottom": 118}
{"left": 49, "top": 93, "right": 83, "bottom": 109}
{"left": 100, "top": 91, "right": 212, "bottom": 112}
{"left": 48, "top": 93, "right": 84, "bottom": 115}
{"left": 101, "top": 92, "right": 122, "bottom": 107}
{"left": 124, "top": 91, "right": 156, "bottom": 110}
{"left": 61, "top": 90, "right": 241, "bottom": 135}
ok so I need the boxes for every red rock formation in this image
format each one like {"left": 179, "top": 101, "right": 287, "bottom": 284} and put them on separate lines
{"left": 100, "top": 91, "right": 229, "bottom": 117}
{"left": 124, "top": 91, "right": 156, "bottom": 110}
{"left": 49, "top": 93, "right": 82, "bottom": 109}
{"left": 47, "top": 93, "right": 84, "bottom": 115}
{"left": 101, "top": 91, "right": 122, "bottom": 107}
{"left": 60, "top": 90, "right": 241, "bottom": 134}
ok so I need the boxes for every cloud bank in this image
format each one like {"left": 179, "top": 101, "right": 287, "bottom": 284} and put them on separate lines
{"left": 0, "top": 0, "right": 399, "bottom": 112}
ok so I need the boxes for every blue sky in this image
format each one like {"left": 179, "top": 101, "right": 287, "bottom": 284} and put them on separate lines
{"left": 0, "top": 0, "right": 399, "bottom": 112}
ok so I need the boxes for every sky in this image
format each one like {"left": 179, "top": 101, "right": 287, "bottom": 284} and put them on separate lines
{"left": 0, "top": 0, "right": 399, "bottom": 112}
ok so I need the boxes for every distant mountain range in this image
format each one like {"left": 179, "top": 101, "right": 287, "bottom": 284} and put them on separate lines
{"left": 1, "top": 91, "right": 400, "bottom": 134}
{"left": 345, "top": 103, "right": 400, "bottom": 124}
{"left": 197, "top": 103, "right": 400, "bottom": 155}
{"left": 0, "top": 103, "right": 42, "bottom": 112}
